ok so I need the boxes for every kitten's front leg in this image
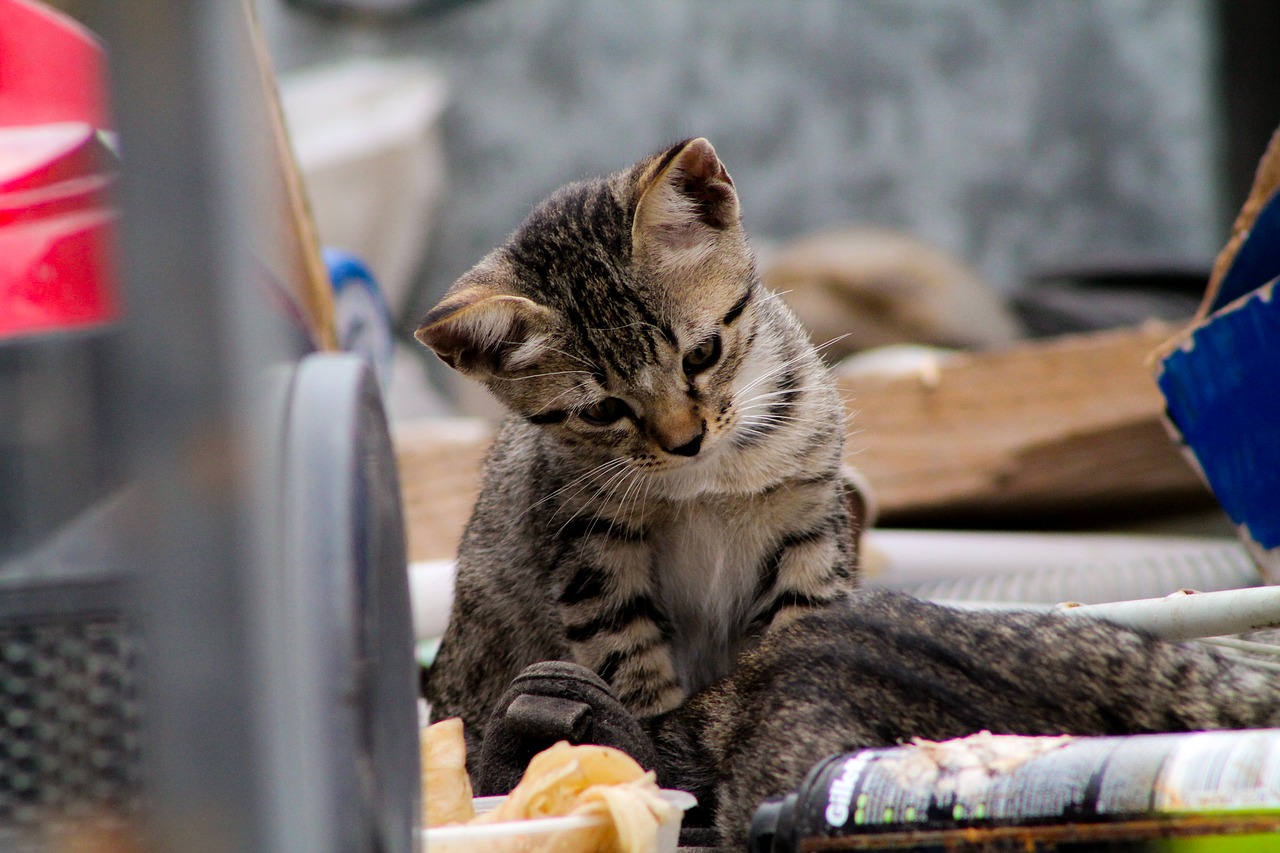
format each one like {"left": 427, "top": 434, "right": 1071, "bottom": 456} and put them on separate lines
{"left": 554, "top": 518, "right": 686, "bottom": 718}
{"left": 750, "top": 483, "right": 857, "bottom": 631}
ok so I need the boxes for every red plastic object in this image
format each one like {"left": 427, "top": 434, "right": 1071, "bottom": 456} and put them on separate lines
{"left": 0, "top": 0, "right": 110, "bottom": 130}
{"left": 0, "top": 1, "right": 116, "bottom": 339}
{"left": 0, "top": 211, "right": 117, "bottom": 336}
{"left": 0, "top": 122, "right": 108, "bottom": 194}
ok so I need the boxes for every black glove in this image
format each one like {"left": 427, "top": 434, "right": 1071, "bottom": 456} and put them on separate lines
{"left": 475, "top": 660, "right": 661, "bottom": 796}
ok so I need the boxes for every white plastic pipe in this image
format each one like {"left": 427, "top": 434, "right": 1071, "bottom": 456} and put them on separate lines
{"left": 408, "top": 559, "right": 455, "bottom": 641}
{"left": 409, "top": 543, "right": 1280, "bottom": 643}
{"left": 866, "top": 529, "right": 1256, "bottom": 584}
{"left": 1058, "top": 586, "right": 1280, "bottom": 641}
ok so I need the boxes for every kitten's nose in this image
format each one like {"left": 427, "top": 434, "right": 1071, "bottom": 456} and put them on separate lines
{"left": 664, "top": 424, "right": 705, "bottom": 457}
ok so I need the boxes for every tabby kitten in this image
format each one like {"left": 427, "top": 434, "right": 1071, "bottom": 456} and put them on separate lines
{"left": 645, "top": 588, "right": 1280, "bottom": 847}
{"left": 416, "top": 138, "right": 857, "bottom": 760}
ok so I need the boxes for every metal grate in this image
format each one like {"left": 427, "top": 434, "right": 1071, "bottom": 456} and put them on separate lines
{"left": 900, "top": 547, "right": 1262, "bottom": 605}
{"left": 0, "top": 617, "right": 143, "bottom": 833}
{"left": 867, "top": 531, "right": 1264, "bottom": 606}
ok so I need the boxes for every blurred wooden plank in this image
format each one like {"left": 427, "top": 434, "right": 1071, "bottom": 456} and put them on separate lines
{"left": 394, "top": 419, "right": 491, "bottom": 562}
{"left": 244, "top": 0, "right": 338, "bottom": 349}
{"left": 837, "top": 323, "right": 1214, "bottom": 525}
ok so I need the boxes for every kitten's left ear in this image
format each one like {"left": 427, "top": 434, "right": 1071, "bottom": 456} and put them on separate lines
{"left": 632, "top": 138, "right": 740, "bottom": 259}
{"left": 414, "top": 275, "right": 556, "bottom": 377}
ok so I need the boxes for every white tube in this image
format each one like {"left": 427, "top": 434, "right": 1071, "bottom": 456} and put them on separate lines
{"left": 408, "top": 559, "right": 455, "bottom": 641}
{"left": 1058, "top": 586, "right": 1280, "bottom": 641}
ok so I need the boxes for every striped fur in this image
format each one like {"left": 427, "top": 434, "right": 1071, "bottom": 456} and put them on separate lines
{"left": 646, "top": 589, "right": 1280, "bottom": 847}
{"left": 417, "top": 139, "right": 858, "bottom": 762}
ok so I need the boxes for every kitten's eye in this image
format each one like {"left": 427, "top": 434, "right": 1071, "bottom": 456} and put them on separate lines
{"left": 683, "top": 334, "right": 722, "bottom": 376}
{"left": 579, "top": 397, "right": 632, "bottom": 426}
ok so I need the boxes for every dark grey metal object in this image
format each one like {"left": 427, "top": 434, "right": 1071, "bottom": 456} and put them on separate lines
{"left": 94, "top": 3, "right": 302, "bottom": 849}
{"left": 284, "top": 0, "right": 469, "bottom": 21}
{"left": 277, "top": 354, "right": 419, "bottom": 853}
{"left": 0, "top": 497, "right": 142, "bottom": 847}
{"left": 37, "top": 5, "right": 423, "bottom": 852}
{"left": 868, "top": 530, "right": 1262, "bottom": 607}
{"left": 0, "top": 353, "right": 418, "bottom": 851}
{"left": 0, "top": 328, "right": 127, "bottom": 561}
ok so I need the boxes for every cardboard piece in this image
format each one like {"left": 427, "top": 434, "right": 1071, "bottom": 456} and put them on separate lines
{"left": 1156, "top": 128, "right": 1280, "bottom": 578}
{"left": 836, "top": 323, "right": 1212, "bottom": 526}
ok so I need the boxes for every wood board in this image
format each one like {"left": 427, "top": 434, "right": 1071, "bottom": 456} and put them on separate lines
{"left": 837, "top": 323, "right": 1212, "bottom": 524}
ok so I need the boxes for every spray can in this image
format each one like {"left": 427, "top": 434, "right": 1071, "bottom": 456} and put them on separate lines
{"left": 749, "top": 729, "right": 1280, "bottom": 852}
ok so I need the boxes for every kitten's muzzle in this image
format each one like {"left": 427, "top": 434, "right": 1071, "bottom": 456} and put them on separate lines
{"left": 647, "top": 401, "right": 707, "bottom": 457}
{"left": 659, "top": 420, "right": 706, "bottom": 457}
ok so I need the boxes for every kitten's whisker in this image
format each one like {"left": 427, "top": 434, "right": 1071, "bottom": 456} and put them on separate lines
{"left": 524, "top": 456, "right": 629, "bottom": 520}
{"left": 498, "top": 369, "right": 594, "bottom": 382}
{"left": 551, "top": 462, "right": 636, "bottom": 539}
{"left": 736, "top": 395, "right": 819, "bottom": 413}
{"left": 589, "top": 320, "right": 666, "bottom": 336}
{"left": 538, "top": 461, "right": 621, "bottom": 509}
{"left": 542, "top": 379, "right": 597, "bottom": 411}
{"left": 812, "top": 333, "right": 852, "bottom": 355}
{"left": 737, "top": 386, "right": 829, "bottom": 408}
{"left": 739, "top": 411, "right": 804, "bottom": 426}
{"left": 562, "top": 460, "right": 634, "bottom": 514}
{"left": 733, "top": 348, "right": 824, "bottom": 397}
{"left": 736, "top": 405, "right": 808, "bottom": 423}
{"left": 613, "top": 462, "right": 639, "bottom": 516}
{"left": 737, "top": 407, "right": 809, "bottom": 426}
{"left": 736, "top": 407, "right": 807, "bottom": 426}
{"left": 496, "top": 338, "right": 595, "bottom": 369}
{"left": 633, "top": 467, "right": 656, "bottom": 528}
{"left": 616, "top": 467, "right": 647, "bottom": 531}
{"left": 734, "top": 366, "right": 785, "bottom": 397}
{"left": 636, "top": 471, "right": 655, "bottom": 534}
{"left": 735, "top": 421, "right": 799, "bottom": 439}
{"left": 581, "top": 461, "right": 638, "bottom": 515}
{"left": 742, "top": 383, "right": 830, "bottom": 399}
{"left": 560, "top": 461, "right": 644, "bottom": 539}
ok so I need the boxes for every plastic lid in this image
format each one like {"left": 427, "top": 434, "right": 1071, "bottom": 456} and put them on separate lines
{"left": 0, "top": 127, "right": 117, "bottom": 339}
{"left": 749, "top": 793, "right": 797, "bottom": 853}
{"left": 0, "top": 0, "right": 109, "bottom": 130}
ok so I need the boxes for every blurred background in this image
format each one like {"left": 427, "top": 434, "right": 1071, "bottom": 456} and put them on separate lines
{"left": 33, "top": 0, "right": 1280, "bottom": 417}
{"left": 255, "top": 0, "right": 1278, "bottom": 417}
{"left": 267, "top": 0, "right": 1226, "bottom": 291}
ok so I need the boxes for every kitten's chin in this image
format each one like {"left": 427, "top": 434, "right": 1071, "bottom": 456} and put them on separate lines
{"left": 648, "top": 465, "right": 720, "bottom": 500}
{"left": 638, "top": 444, "right": 718, "bottom": 499}
{"left": 644, "top": 439, "right": 762, "bottom": 500}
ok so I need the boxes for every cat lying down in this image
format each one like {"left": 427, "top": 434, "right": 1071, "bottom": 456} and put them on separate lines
{"left": 475, "top": 588, "right": 1280, "bottom": 849}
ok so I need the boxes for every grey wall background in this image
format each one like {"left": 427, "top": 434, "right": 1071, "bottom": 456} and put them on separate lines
{"left": 259, "top": 0, "right": 1226, "bottom": 331}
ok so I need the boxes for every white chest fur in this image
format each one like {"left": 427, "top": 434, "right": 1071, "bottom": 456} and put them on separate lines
{"left": 650, "top": 497, "right": 778, "bottom": 692}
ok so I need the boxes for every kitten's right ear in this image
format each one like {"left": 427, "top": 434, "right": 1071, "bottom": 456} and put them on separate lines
{"left": 632, "top": 137, "right": 740, "bottom": 261}
{"left": 415, "top": 280, "right": 556, "bottom": 377}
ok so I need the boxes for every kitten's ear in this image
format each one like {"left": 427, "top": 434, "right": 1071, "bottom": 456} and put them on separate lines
{"left": 632, "top": 137, "right": 740, "bottom": 259}
{"left": 415, "top": 279, "right": 556, "bottom": 377}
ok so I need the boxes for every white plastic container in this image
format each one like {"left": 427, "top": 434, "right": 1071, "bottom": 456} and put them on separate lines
{"left": 424, "top": 790, "right": 697, "bottom": 852}
{"left": 281, "top": 59, "right": 454, "bottom": 422}
{"left": 280, "top": 58, "right": 447, "bottom": 315}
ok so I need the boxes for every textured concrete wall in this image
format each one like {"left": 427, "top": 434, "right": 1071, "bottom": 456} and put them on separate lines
{"left": 260, "top": 0, "right": 1224, "bottom": 323}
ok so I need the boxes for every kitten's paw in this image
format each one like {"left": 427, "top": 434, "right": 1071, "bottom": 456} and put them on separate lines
{"left": 475, "top": 661, "right": 661, "bottom": 795}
